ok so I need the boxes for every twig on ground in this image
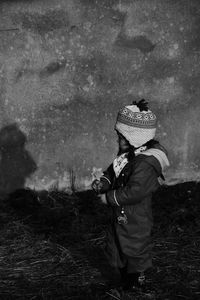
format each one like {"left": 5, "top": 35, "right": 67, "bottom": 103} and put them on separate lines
{"left": 105, "top": 291, "right": 121, "bottom": 300}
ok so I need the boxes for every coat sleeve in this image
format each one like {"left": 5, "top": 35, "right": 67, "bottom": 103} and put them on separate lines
{"left": 106, "top": 160, "right": 159, "bottom": 206}
{"left": 98, "top": 163, "right": 115, "bottom": 193}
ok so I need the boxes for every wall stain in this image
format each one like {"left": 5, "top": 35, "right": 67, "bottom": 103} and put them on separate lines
{"left": 39, "top": 59, "right": 67, "bottom": 78}
{"left": 14, "top": 59, "right": 67, "bottom": 82}
{"left": 12, "top": 10, "right": 70, "bottom": 35}
{"left": 115, "top": 33, "right": 156, "bottom": 54}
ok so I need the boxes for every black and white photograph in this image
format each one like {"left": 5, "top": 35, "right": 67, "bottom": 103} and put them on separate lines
{"left": 0, "top": 0, "right": 200, "bottom": 299}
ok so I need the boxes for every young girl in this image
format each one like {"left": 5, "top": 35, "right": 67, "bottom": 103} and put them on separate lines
{"left": 92, "top": 99, "right": 169, "bottom": 292}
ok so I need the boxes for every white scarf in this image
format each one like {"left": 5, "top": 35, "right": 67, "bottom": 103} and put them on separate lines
{"left": 113, "top": 153, "right": 128, "bottom": 178}
{"left": 113, "top": 146, "right": 147, "bottom": 178}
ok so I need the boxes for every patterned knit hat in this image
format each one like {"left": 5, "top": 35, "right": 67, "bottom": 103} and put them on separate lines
{"left": 115, "top": 99, "right": 157, "bottom": 148}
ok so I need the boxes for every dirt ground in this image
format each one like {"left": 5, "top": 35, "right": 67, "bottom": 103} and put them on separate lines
{"left": 0, "top": 182, "right": 200, "bottom": 299}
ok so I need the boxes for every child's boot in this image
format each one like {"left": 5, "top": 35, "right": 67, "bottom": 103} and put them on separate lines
{"left": 122, "top": 272, "right": 146, "bottom": 292}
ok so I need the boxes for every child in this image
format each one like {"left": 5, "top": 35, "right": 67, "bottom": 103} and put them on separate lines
{"left": 92, "top": 99, "right": 169, "bottom": 292}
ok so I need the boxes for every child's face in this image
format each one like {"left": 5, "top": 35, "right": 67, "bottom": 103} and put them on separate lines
{"left": 117, "top": 132, "right": 130, "bottom": 152}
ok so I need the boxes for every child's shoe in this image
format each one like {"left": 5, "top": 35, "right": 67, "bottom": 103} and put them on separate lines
{"left": 122, "top": 272, "right": 146, "bottom": 292}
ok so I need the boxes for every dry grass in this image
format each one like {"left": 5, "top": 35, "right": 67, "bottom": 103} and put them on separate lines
{"left": 0, "top": 182, "right": 200, "bottom": 299}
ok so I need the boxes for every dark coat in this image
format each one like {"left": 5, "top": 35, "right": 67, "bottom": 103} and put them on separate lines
{"left": 99, "top": 145, "right": 169, "bottom": 273}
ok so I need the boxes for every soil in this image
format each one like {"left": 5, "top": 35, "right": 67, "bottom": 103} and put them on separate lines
{"left": 0, "top": 181, "right": 200, "bottom": 299}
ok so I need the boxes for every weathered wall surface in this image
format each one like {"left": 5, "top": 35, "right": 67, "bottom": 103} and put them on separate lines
{"left": 0, "top": 0, "right": 200, "bottom": 193}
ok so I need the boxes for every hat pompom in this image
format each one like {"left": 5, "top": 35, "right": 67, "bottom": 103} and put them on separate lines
{"left": 132, "top": 99, "right": 149, "bottom": 112}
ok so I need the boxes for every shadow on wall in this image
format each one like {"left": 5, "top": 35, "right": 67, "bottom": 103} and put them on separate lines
{"left": 0, "top": 124, "right": 37, "bottom": 198}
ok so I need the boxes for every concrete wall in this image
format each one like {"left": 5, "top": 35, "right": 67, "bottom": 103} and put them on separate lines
{"left": 0, "top": 0, "right": 200, "bottom": 194}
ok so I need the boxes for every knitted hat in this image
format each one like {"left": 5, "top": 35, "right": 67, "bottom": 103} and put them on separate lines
{"left": 115, "top": 99, "right": 157, "bottom": 148}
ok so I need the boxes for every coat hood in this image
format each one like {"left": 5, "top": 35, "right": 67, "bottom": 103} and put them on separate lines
{"left": 139, "top": 143, "right": 170, "bottom": 177}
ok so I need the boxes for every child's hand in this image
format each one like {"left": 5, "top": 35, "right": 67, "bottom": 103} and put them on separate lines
{"left": 91, "top": 179, "right": 103, "bottom": 193}
{"left": 91, "top": 167, "right": 103, "bottom": 181}
{"left": 99, "top": 194, "right": 108, "bottom": 205}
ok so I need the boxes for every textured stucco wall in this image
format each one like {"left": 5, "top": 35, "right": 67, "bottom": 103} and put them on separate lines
{"left": 0, "top": 0, "right": 200, "bottom": 194}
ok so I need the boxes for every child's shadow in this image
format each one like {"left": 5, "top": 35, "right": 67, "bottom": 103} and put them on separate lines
{"left": 0, "top": 123, "right": 37, "bottom": 198}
